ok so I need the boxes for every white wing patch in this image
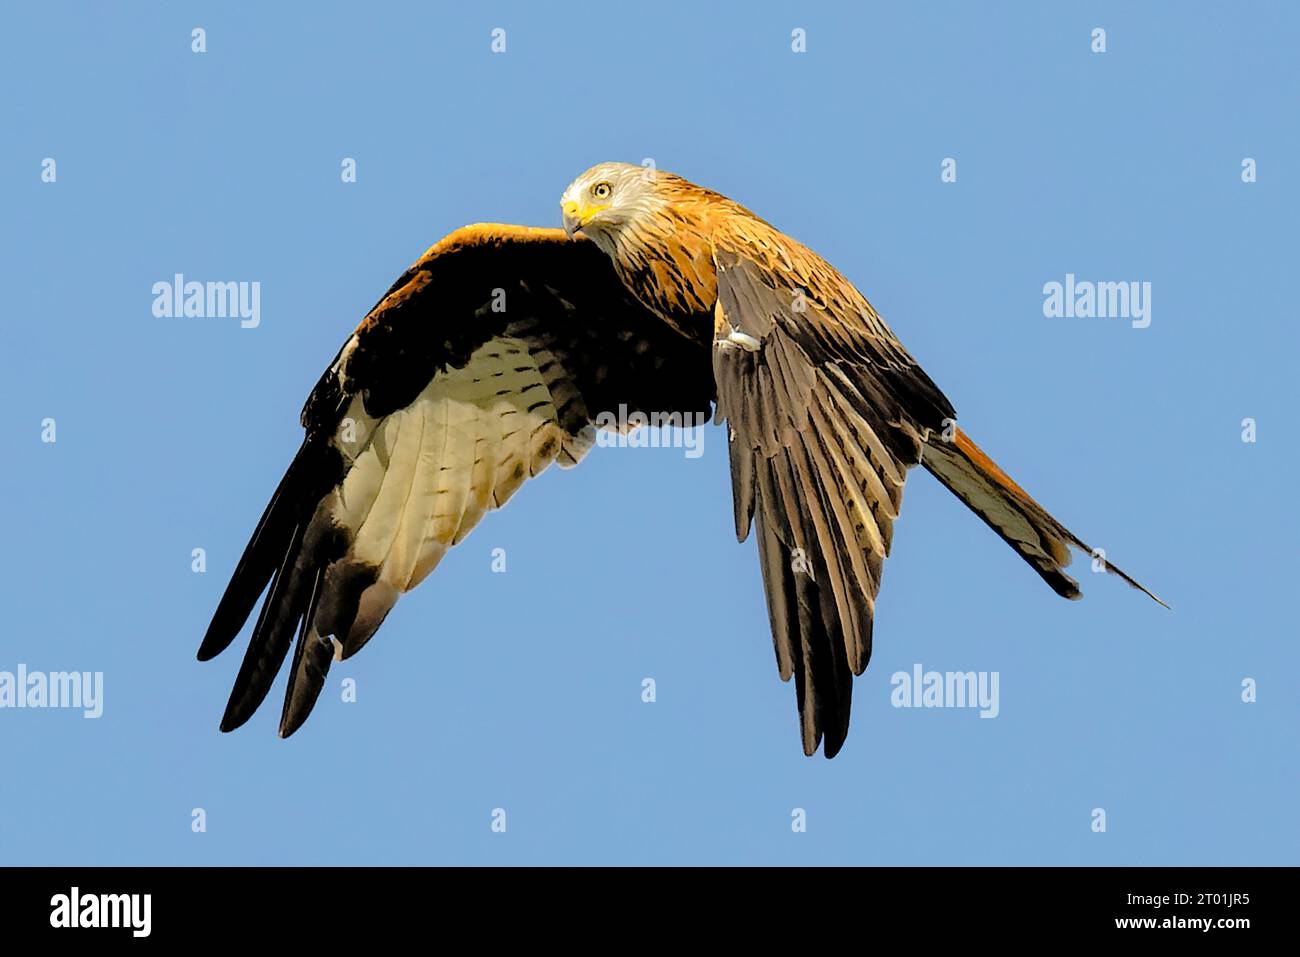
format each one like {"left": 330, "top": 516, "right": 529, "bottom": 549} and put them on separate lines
{"left": 321, "top": 336, "right": 592, "bottom": 594}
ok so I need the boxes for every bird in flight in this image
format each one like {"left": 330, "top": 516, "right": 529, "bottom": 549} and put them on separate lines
{"left": 199, "top": 162, "right": 1163, "bottom": 756}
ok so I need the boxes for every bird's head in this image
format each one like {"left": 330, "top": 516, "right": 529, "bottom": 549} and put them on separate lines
{"left": 560, "top": 162, "right": 665, "bottom": 250}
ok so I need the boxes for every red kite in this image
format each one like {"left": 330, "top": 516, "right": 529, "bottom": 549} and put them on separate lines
{"left": 200, "top": 162, "right": 1163, "bottom": 756}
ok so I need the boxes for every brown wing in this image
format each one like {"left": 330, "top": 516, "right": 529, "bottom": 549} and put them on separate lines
{"left": 199, "top": 224, "right": 714, "bottom": 737}
{"left": 711, "top": 233, "right": 956, "bottom": 758}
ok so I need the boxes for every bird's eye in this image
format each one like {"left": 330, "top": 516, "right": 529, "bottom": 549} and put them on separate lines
{"left": 590, "top": 182, "right": 612, "bottom": 201}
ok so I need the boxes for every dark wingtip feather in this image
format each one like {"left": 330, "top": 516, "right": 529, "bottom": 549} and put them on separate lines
{"left": 204, "top": 438, "right": 349, "bottom": 733}
{"left": 278, "top": 570, "right": 334, "bottom": 739}
{"left": 198, "top": 443, "right": 315, "bottom": 663}
{"left": 217, "top": 518, "right": 312, "bottom": 733}
{"left": 822, "top": 731, "right": 846, "bottom": 760}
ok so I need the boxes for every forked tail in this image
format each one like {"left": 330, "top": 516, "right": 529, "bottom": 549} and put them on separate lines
{"left": 921, "top": 427, "right": 1167, "bottom": 608}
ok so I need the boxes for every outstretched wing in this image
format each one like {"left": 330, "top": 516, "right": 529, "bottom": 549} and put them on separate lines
{"left": 711, "top": 230, "right": 956, "bottom": 758}
{"left": 199, "top": 224, "right": 714, "bottom": 737}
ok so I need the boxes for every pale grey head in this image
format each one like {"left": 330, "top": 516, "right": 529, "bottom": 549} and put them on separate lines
{"left": 559, "top": 161, "right": 668, "bottom": 255}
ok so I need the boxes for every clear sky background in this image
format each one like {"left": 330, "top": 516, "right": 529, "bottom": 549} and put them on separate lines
{"left": 1, "top": 2, "right": 1295, "bottom": 865}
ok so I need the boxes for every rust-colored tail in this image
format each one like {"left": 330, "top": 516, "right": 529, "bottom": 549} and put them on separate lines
{"left": 921, "top": 427, "right": 1167, "bottom": 608}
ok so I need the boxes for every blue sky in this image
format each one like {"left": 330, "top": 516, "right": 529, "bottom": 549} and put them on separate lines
{"left": 1, "top": 1, "right": 1295, "bottom": 865}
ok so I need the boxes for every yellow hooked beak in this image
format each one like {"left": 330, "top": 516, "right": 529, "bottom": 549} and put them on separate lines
{"left": 561, "top": 198, "right": 609, "bottom": 238}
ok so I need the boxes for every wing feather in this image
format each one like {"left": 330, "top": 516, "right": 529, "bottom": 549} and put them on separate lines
{"left": 203, "top": 225, "right": 714, "bottom": 736}
{"left": 713, "top": 239, "right": 931, "bottom": 757}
